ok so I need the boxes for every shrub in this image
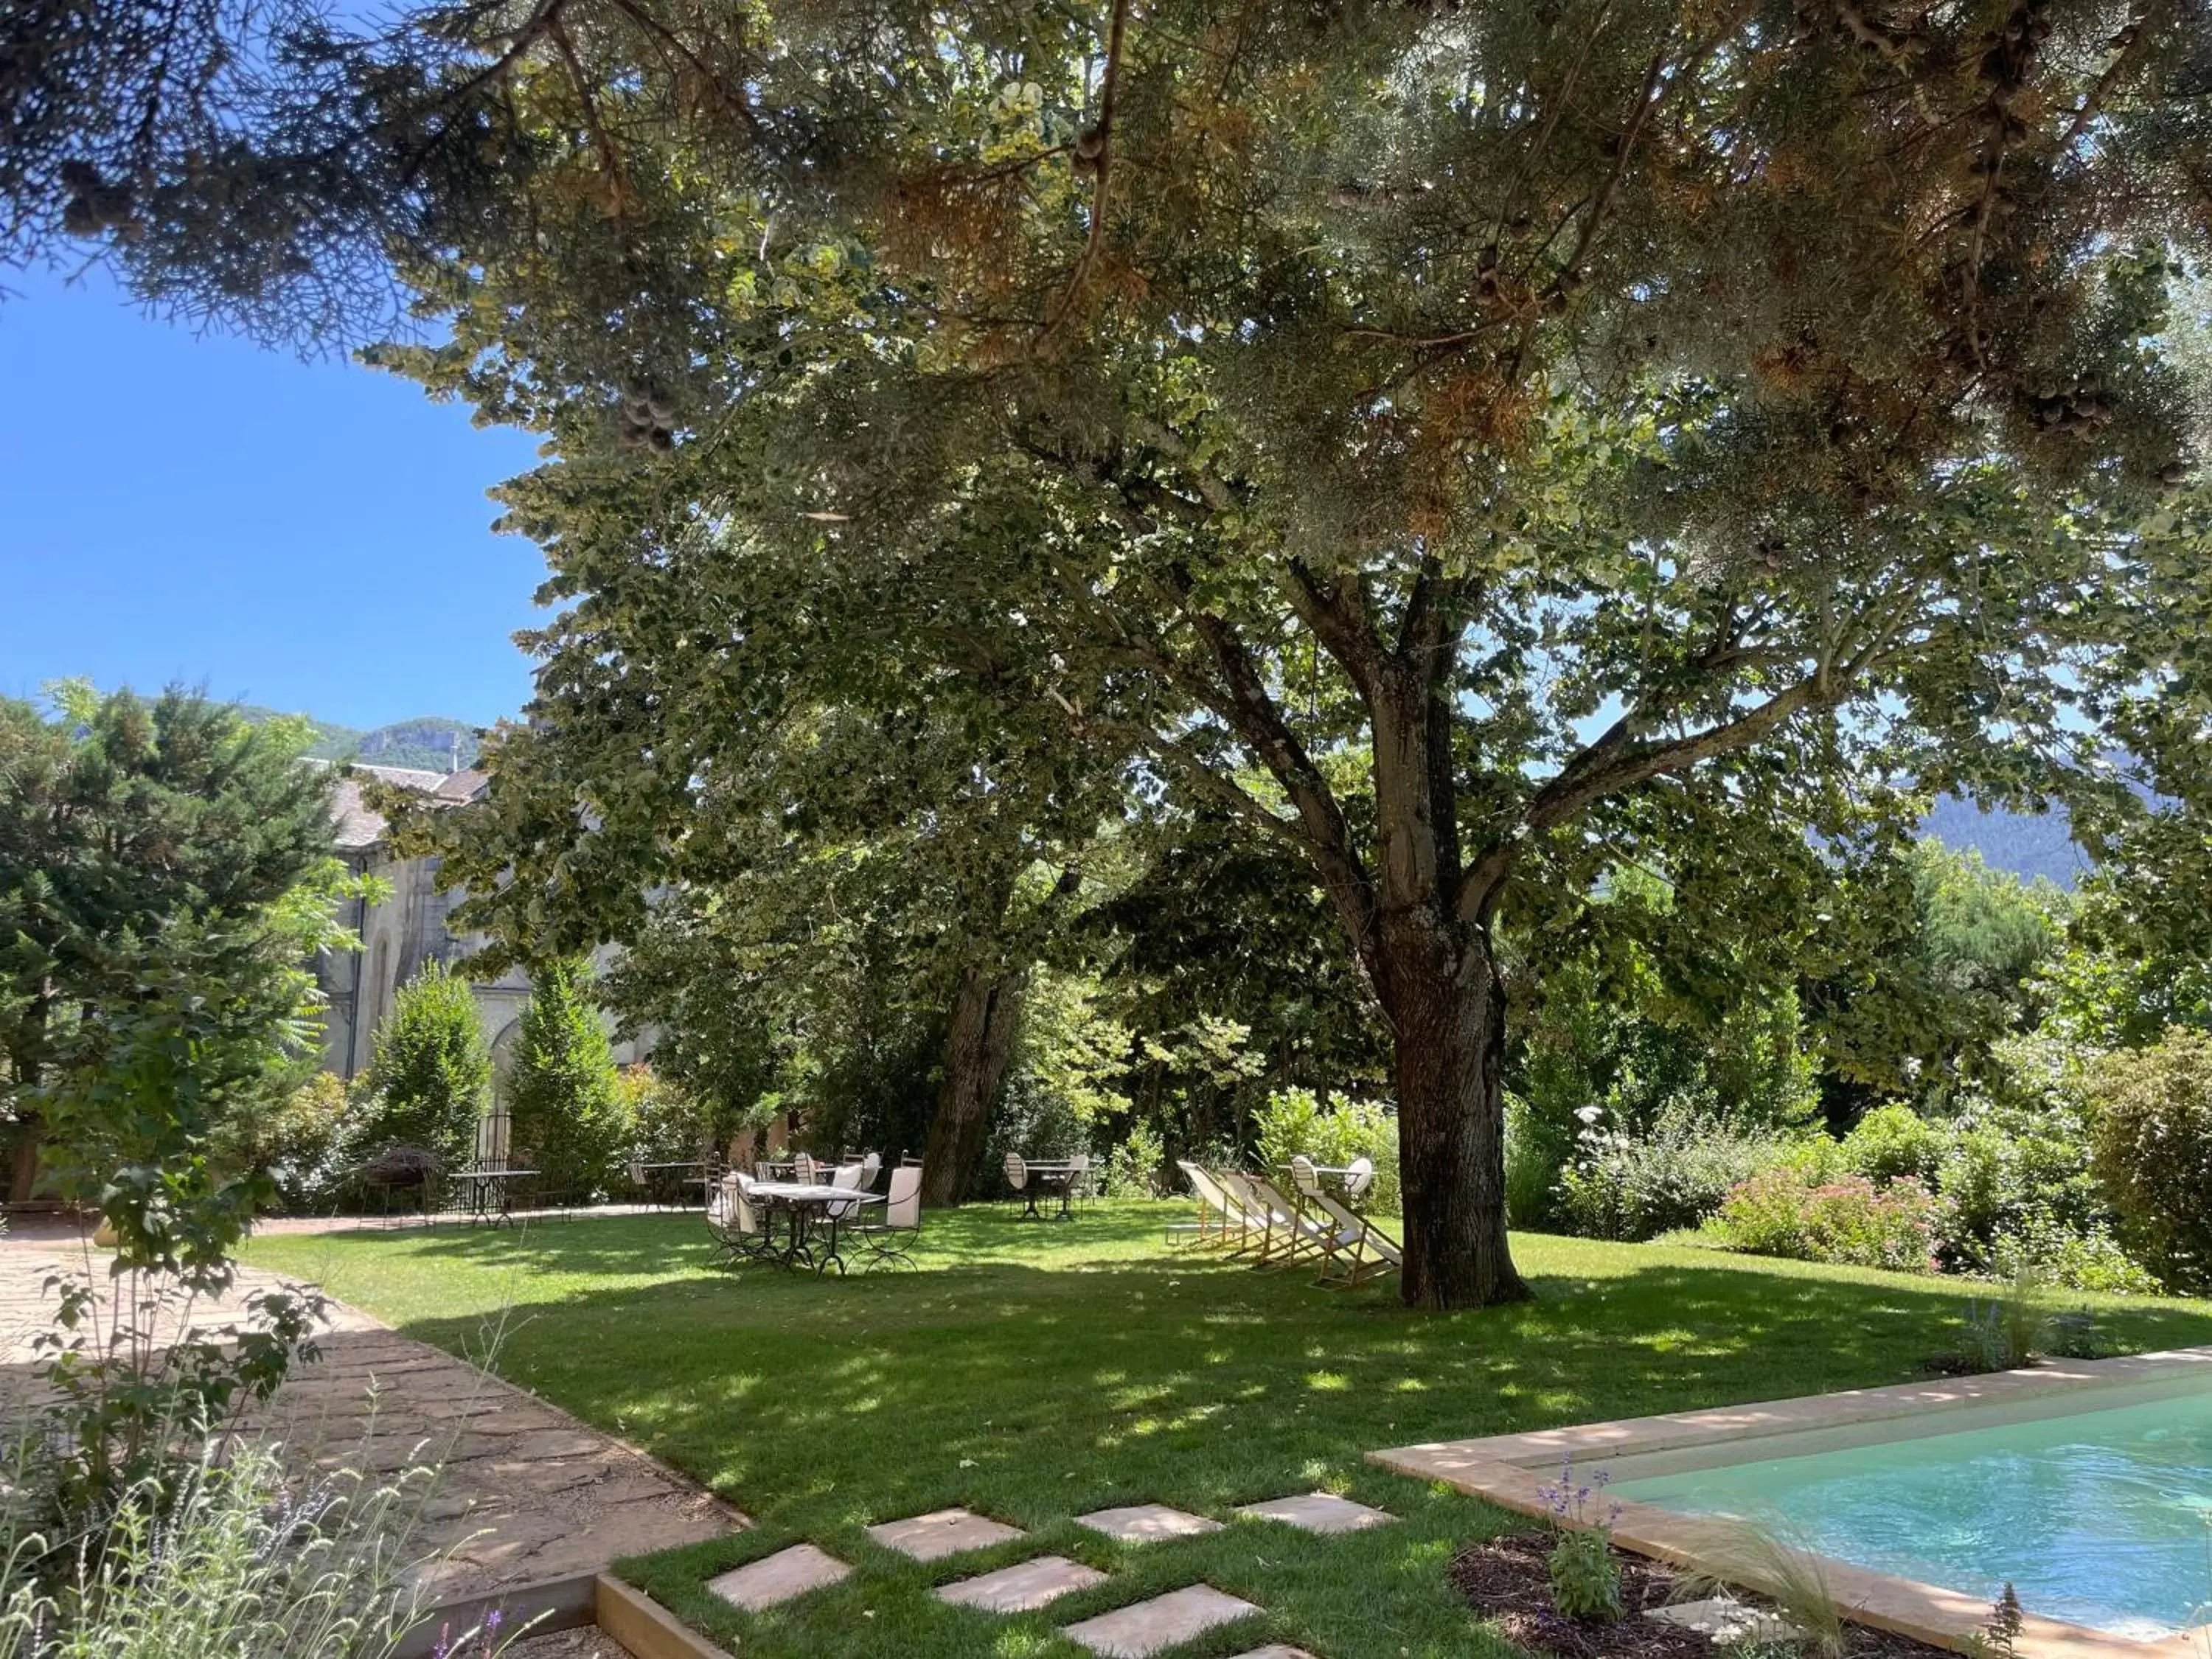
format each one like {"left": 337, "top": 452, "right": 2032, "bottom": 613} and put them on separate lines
{"left": 1842, "top": 1103, "right": 1951, "bottom": 1186}
{"left": 0, "top": 1439, "right": 514, "bottom": 1658}
{"left": 2086, "top": 1029, "right": 2212, "bottom": 1294}
{"left": 505, "top": 959, "right": 625, "bottom": 1201}
{"left": 358, "top": 961, "right": 489, "bottom": 1171}
{"left": 1714, "top": 1170, "right": 1938, "bottom": 1273}
{"left": 1102, "top": 1119, "right": 1166, "bottom": 1197}
{"left": 218, "top": 1072, "right": 355, "bottom": 1215}
{"left": 619, "top": 1064, "right": 706, "bottom": 1162}
{"left": 1253, "top": 1088, "right": 1400, "bottom": 1213}
{"left": 1555, "top": 1110, "right": 1798, "bottom": 1242}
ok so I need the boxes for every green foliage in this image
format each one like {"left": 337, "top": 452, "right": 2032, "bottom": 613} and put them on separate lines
{"left": 2087, "top": 1029, "right": 2212, "bottom": 1294}
{"left": 1253, "top": 1088, "right": 1401, "bottom": 1214}
{"left": 1101, "top": 1119, "right": 1166, "bottom": 1198}
{"left": 1557, "top": 1110, "right": 1800, "bottom": 1242}
{"left": 1958, "top": 1267, "right": 2100, "bottom": 1371}
{"left": 1809, "top": 842, "right": 2067, "bottom": 1110}
{"left": 505, "top": 958, "right": 623, "bottom": 1199}
{"left": 1714, "top": 1172, "right": 1938, "bottom": 1274}
{"left": 1840, "top": 1103, "right": 1950, "bottom": 1186}
{"left": 619, "top": 1064, "right": 714, "bottom": 1164}
{"left": 359, "top": 961, "right": 488, "bottom": 1170}
{"left": 0, "top": 1439, "right": 509, "bottom": 1658}
{"left": 1509, "top": 945, "right": 1821, "bottom": 1231}
{"left": 215, "top": 1071, "right": 354, "bottom": 1216}
{"left": 1546, "top": 1528, "right": 1624, "bottom": 1624}
{"left": 0, "top": 685, "right": 344, "bottom": 1213}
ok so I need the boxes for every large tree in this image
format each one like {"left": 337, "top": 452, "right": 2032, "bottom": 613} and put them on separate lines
{"left": 41, "top": 0, "right": 2212, "bottom": 1305}
{"left": 0, "top": 684, "right": 341, "bottom": 1205}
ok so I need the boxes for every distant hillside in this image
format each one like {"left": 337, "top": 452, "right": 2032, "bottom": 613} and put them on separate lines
{"left": 237, "top": 706, "right": 482, "bottom": 772}
{"left": 1920, "top": 796, "right": 2087, "bottom": 888}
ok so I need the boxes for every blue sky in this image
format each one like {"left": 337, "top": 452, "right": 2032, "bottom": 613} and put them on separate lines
{"left": 0, "top": 267, "right": 546, "bottom": 731}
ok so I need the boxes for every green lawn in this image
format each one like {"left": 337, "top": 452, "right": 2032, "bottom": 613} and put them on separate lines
{"left": 242, "top": 1204, "right": 2212, "bottom": 1659}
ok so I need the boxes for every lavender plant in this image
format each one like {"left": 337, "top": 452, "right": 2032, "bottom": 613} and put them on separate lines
{"left": 0, "top": 1439, "right": 528, "bottom": 1658}
{"left": 1537, "top": 1455, "right": 1624, "bottom": 1623}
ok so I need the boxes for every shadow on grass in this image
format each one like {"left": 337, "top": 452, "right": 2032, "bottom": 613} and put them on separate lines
{"left": 250, "top": 1211, "right": 2212, "bottom": 1659}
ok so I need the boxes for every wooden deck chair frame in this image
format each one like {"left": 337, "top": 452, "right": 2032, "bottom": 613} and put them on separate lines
{"left": 1204, "top": 1167, "right": 1273, "bottom": 1258}
{"left": 1239, "top": 1169, "right": 1332, "bottom": 1270}
{"left": 1172, "top": 1161, "right": 1235, "bottom": 1248}
{"left": 1302, "top": 1182, "right": 1402, "bottom": 1287}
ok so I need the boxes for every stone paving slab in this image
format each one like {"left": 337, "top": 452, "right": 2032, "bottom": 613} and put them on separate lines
{"left": 1075, "top": 1503, "right": 1223, "bottom": 1544}
{"left": 0, "top": 1235, "right": 742, "bottom": 1602}
{"left": 1061, "top": 1585, "right": 1262, "bottom": 1658}
{"left": 866, "top": 1507, "right": 1027, "bottom": 1562}
{"left": 1234, "top": 1492, "right": 1395, "bottom": 1534}
{"left": 1227, "top": 1647, "right": 1324, "bottom": 1659}
{"left": 936, "top": 1555, "right": 1110, "bottom": 1613}
{"left": 706, "top": 1543, "right": 852, "bottom": 1611}
{"left": 1650, "top": 1598, "right": 1804, "bottom": 1643}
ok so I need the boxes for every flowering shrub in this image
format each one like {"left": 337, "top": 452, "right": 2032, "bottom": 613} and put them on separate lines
{"left": 1556, "top": 1110, "right": 1800, "bottom": 1241}
{"left": 1714, "top": 1171, "right": 1938, "bottom": 1273}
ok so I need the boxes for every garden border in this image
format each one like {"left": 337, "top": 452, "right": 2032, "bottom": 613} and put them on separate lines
{"left": 392, "top": 1572, "right": 734, "bottom": 1659}
{"left": 1370, "top": 1346, "right": 2212, "bottom": 1659}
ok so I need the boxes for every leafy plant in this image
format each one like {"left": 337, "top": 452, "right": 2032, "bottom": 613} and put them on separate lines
{"left": 1961, "top": 1267, "right": 2100, "bottom": 1371}
{"left": 1253, "top": 1088, "right": 1400, "bottom": 1213}
{"left": 357, "top": 961, "right": 489, "bottom": 1172}
{"left": 1557, "top": 1108, "right": 1799, "bottom": 1242}
{"left": 2086, "top": 1029, "right": 2212, "bottom": 1294}
{"left": 1714, "top": 1172, "right": 1938, "bottom": 1273}
{"left": 1537, "top": 1457, "right": 1624, "bottom": 1624}
{"left": 505, "top": 957, "right": 624, "bottom": 1201}
{"left": 0, "top": 1438, "right": 524, "bottom": 1658}
{"left": 1669, "top": 1520, "right": 1851, "bottom": 1659}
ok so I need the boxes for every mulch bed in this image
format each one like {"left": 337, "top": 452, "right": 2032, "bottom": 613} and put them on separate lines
{"left": 1449, "top": 1531, "right": 1961, "bottom": 1659}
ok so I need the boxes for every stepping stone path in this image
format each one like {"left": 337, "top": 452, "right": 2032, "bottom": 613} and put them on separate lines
{"left": 866, "top": 1507, "right": 1026, "bottom": 1562}
{"left": 1234, "top": 1492, "right": 1397, "bottom": 1534}
{"left": 936, "top": 1555, "right": 1110, "bottom": 1613}
{"left": 1226, "top": 1649, "right": 1324, "bottom": 1659}
{"left": 1061, "top": 1584, "right": 1262, "bottom": 1658}
{"left": 1075, "top": 1503, "right": 1225, "bottom": 1543}
{"left": 707, "top": 1543, "right": 852, "bottom": 1611}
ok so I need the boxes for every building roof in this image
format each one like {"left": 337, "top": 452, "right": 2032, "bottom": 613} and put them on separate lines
{"left": 330, "top": 764, "right": 490, "bottom": 851}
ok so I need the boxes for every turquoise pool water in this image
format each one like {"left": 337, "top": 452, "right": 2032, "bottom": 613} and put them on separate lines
{"left": 1613, "top": 1389, "right": 2212, "bottom": 1638}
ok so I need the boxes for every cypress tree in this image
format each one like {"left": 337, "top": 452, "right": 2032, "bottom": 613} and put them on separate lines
{"left": 506, "top": 958, "right": 623, "bottom": 1200}
{"left": 363, "top": 961, "right": 490, "bottom": 1170}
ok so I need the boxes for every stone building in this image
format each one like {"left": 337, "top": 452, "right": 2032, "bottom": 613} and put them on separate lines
{"left": 318, "top": 764, "right": 644, "bottom": 1105}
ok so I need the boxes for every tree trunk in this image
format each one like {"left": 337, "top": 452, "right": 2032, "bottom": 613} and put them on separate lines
{"left": 1379, "top": 927, "right": 1528, "bottom": 1309}
{"left": 5, "top": 1124, "right": 39, "bottom": 1206}
{"left": 919, "top": 964, "right": 1027, "bottom": 1207}
{"left": 1363, "top": 670, "right": 1529, "bottom": 1311}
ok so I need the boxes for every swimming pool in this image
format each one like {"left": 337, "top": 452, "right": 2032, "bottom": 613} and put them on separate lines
{"left": 1371, "top": 1348, "right": 2212, "bottom": 1658}
{"left": 1613, "top": 1388, "right": 2212, "bottom": 1638}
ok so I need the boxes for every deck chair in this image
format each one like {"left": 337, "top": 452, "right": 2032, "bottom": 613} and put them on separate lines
{"left": 1290, "top": 1155, "right": 1380, "bottom": 1283}
{"left": 859, "top": 1164, "right": 923, "bottom": 1270}
{"left": 1295, "top": 1163, "right": 1402, "bottom": 1287}
{"left": 1172, "top": 1160, "right": 1231, "bottom": 1247}
{"left": 1214, "top": 1169, "right": 1301, "bottom": 1265}
{"left": 1184, "top": 1163, "right": 1267, "bottom": 1254}
{"left": 1240, "top": 1168, "right": 1335, "bottom": 1270}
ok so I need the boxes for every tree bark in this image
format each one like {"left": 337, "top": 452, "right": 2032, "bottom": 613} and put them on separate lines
{"left": 1375, "top": 920, "right": 1528, "bottom": 1310}
{"left": 6, "top": 1124, "right": 40, "bottom": 1206}
{"left": 919, "top": 964, "right": 1027, "bottom": 1207}
{"left": 1364, "top": 661, "right": 1529, "bottom": 1310}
